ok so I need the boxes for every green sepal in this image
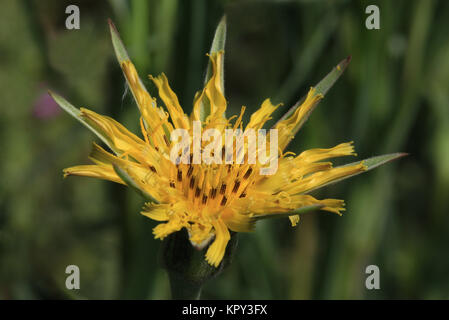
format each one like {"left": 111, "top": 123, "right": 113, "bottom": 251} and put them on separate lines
{"left": 112, "top": 163, "right": 159, "bottom": 204}
{"left": 305, "top": 152, "right": 408, "bottom": 194}
{"left": 49, "top": 91, "right": 117, "bottom": 153}
{"left": 274, "top": 56, "right": 351, "bottom": 139}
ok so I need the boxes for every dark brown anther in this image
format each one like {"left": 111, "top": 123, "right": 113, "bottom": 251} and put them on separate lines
{"left": 243, "top": 168, "right": 253, "bottom": 179}
{"left": 232, "top": 180, "right": 241, "bottom": 193}
{"left": 210, "top": 188, "right": 217, "bottom": 199}
{"left": 163, "top": 134, "right": 170, "bottom": 146}
{"left": 149, "top": 165, "right": 157, "bottom": 173}
{"left": 177, "top": 169, "right": 182, "bottom": 182}
{"left": 202, "top": 195, "right": 208, "bottom": 205}
{"left": 170, "top": 181, "right": 175, "bottom": 188}
{"left": 239, "top": 192, "right": 246, "bottom": 198}
{"left": 220, "top": 183, "right": 227, "bottom": 195}
{"left": 220, "top": 196, "right": 227, "bottom": 206}
{"left": 187, "top": 166, "right": 194, "bottom": 177}
{"left": 189, "top": 177, "right": 195, "bottom": 189}
{"left": 195, "top": 187, "right": 201, "bottom": 198}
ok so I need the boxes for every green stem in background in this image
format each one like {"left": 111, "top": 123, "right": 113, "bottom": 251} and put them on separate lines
{"left": 161, "top": 229, "right": 238, "bottom": 300}
{"left": 129, "top": 0, "right": 150, "bottom": 71}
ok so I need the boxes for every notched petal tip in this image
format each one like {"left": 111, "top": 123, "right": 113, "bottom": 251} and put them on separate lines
{"left": 289, "top": 215, "right": 300, "bottom": 227}
{"left": 62, "top": 168, "right": 70, "bottom": 178}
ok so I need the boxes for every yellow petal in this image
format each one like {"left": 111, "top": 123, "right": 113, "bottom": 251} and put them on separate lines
{"left": 153, "top": 219, "right": 184, "bottom": 240}
{"left": 191, "top": 52, "right": 227, "bottom": 128}
{"left": 141, "top": 203, "right": 171, "bottom": 221}
{"left": 297, "top": 142, "right": 357, "bottom": 163}
{"left": 289, "top": 215, "right": 300, "bottom": 227}
{"left": 63, "top": 164, "right": 124, "bottom": 185}
{"left": 121, "top": 60, "right": 173, "bottom": 152}
{"left": 121, "top": 60, "right": 156, "bottom": 115}
{"left": 80, "top": 108, "right": 144, "bottom": 155}
{"left": 275, "top": 87, "right": 323, "bottom": 150}
{"left": 89, "top": 142, "right": 167, "bottom": 202}
{"left": 205, "top": 219, "right": 230, "bottom": 267}
{"left": 221, "top": 207, "right": 255, "bottom": 232}
{"left": 287, "top": 162, "right": 367, "bottom": 195}
{"left": 150, "top": 73, "right": 190, "bottom": 130}
{"left": 246, "top": 98, "right": 281, "bottom": 130}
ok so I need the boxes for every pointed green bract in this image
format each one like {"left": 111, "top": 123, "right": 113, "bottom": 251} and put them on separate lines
{"left": 314, "top": 56, "right": 351, "bottom": 97}
{"left": 108, "top": 19, "right": 153, "bottom": 119}
{"left": 354, "top": 152, "right": 408, "bottom": 171}
{"left": 49, "top": 91, "right": 117, "bottom": 153}
{"left": 108, "top": 18, "right": 130, "bottom": 63}
{"left": 113, "top": 164, "right": 159, "bottom": 203}
{"left": 274, "top": 56, "right": 351, "bottom": 135}
{"left": 304, "top": 153, "right": 408, "bottom": 194}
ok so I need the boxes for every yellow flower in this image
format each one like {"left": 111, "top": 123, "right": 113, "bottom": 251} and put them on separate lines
{"left": 61, "top": 48, "right": 368, "bottom": 268}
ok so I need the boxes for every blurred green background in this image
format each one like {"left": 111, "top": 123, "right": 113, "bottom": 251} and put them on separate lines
{"left": 1, "top": 0, "right": 448, "bottom": 299}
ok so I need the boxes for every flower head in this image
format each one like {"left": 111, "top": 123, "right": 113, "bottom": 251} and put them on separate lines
{"left": 53, "top": 20, "right": 403, "bottom": 268}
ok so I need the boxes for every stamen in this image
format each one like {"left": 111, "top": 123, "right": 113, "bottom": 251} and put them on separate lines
{"left": 187, "top": 166, "right": 194, "bottom": 177}
{"left": 163, "top": 134, "right": 170, "bottom": 146}
{"left": 202, "top": 195, "right": 208, "bottom": 205}
{"left": 210, "top": 188, "right": 217, "bottom": 199}
{"left": 220, "top": 183, "right": 227, "bottom": 195}
{"left": 243, "top": 168, "right": 253, "bottom": 179}
{"left": 195, "top": 187, "right": 201, "bottom": 198}
{"left": 177, "top": 169, "right": 182, "bottom": 182}
{"left": 232, "top": 180, "right": 241, "bottom": 193}
{"left": 220, "top": 196, "right": 228, "bottom": 206}
{"left": 189, "top": 177, "right": 195, "bottom": 189}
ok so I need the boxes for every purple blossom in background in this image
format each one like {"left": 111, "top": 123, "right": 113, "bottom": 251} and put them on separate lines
{"left": 33, "top": 88, "right": 61, "bottom": 119}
